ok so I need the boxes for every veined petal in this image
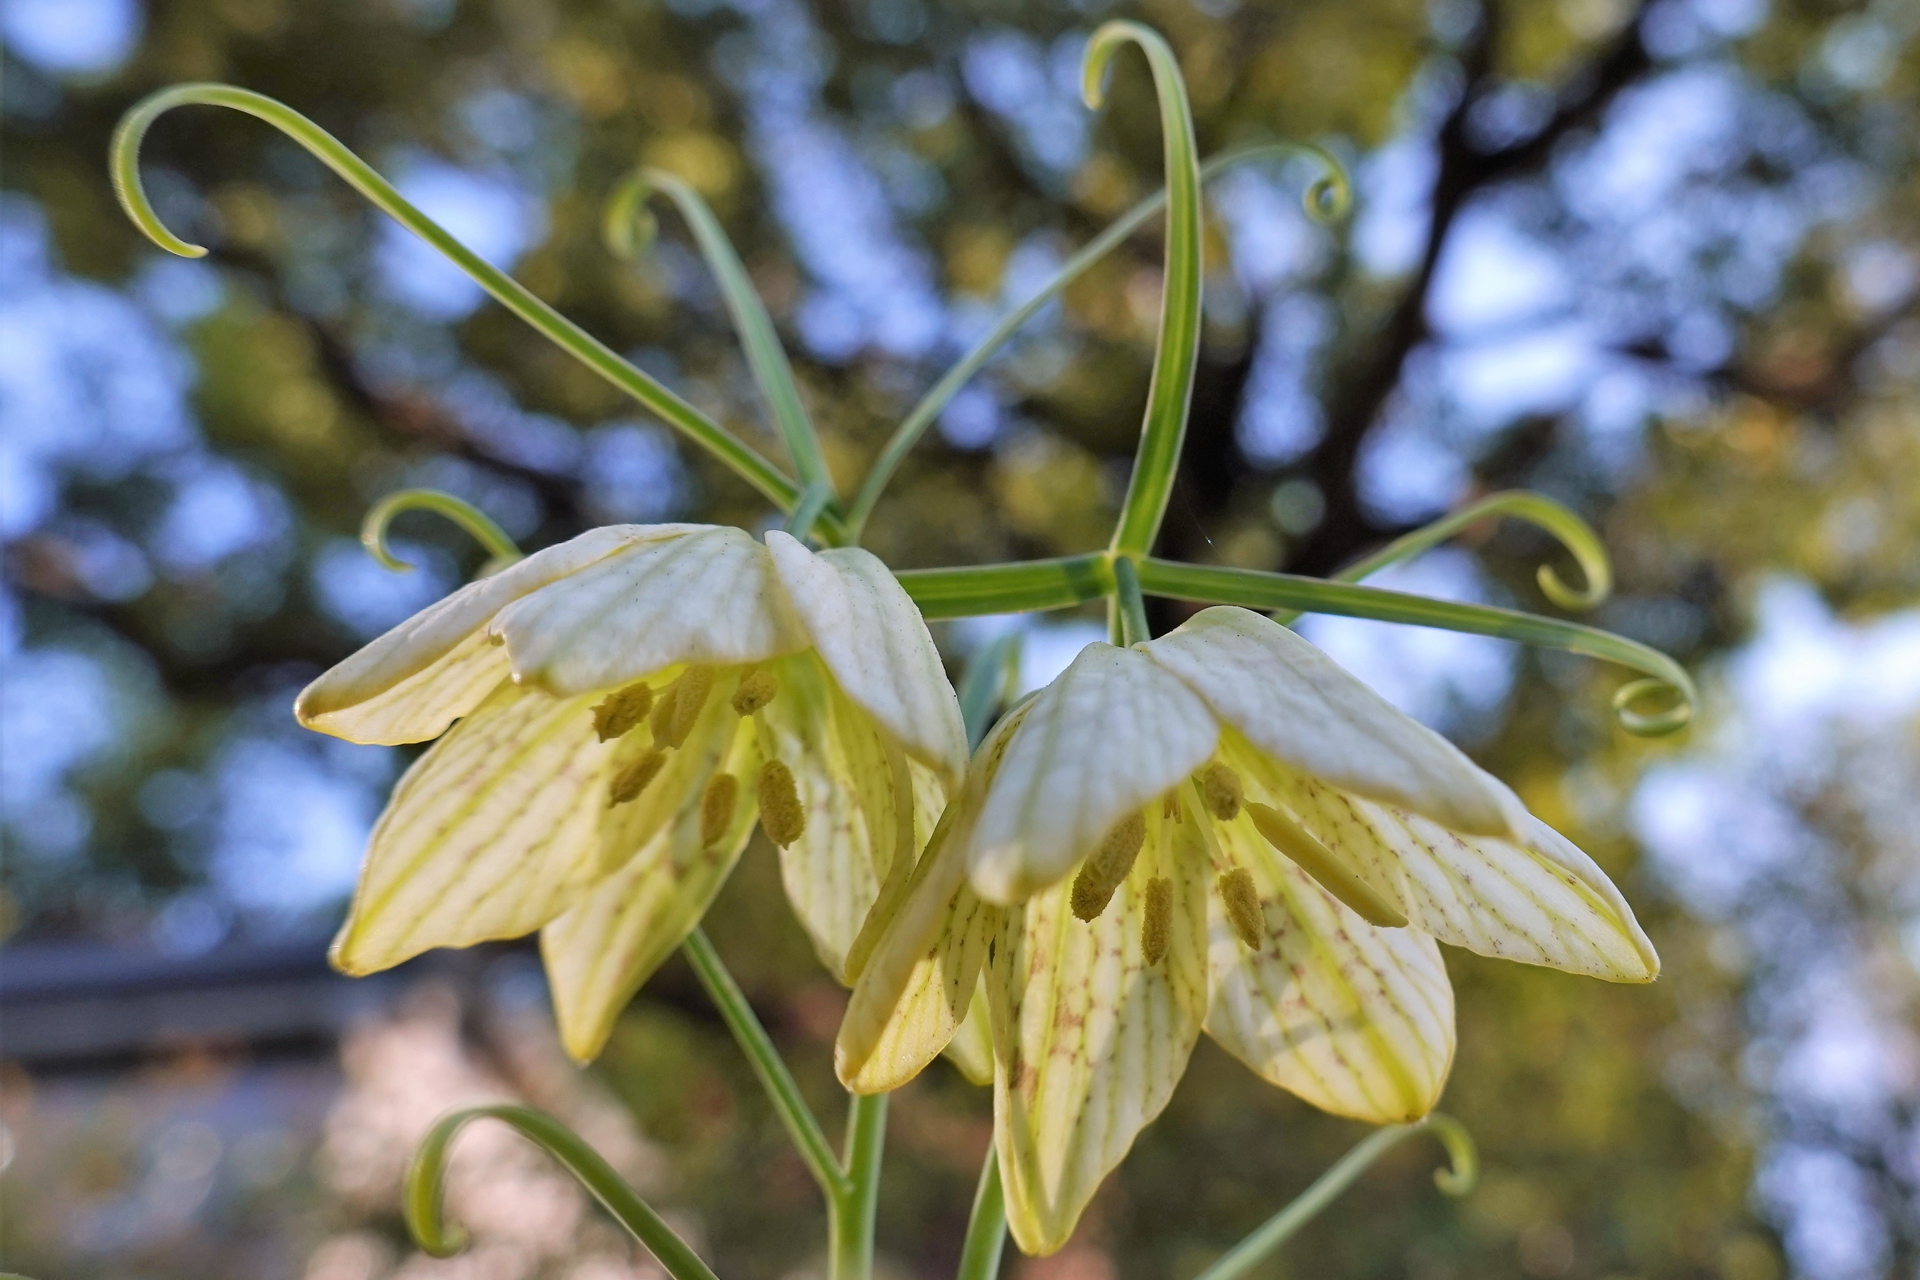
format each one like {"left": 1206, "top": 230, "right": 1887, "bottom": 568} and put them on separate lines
{"left": 1237, "top": 746, "right": 1659, "bottom": 982}
{"left": 330, "top": 680, "right": 613, "bottom": 974}
{"left": 1204, "top": 804, "right": 1455, "bottom": 1123}
{"left": 765, "top": 532, "right": 968, "bottom": 785}
{"left": 297, "top": 524, "right": 669, "bottom": 744}
{"left": 1141, "top": 607, "right": 1525, "bottom": 838}
{"left": 541, "top": 715, "right": 762, "bottom": 1062}
{"left": 756, "top": 654, "right": 933, "bottom": 980}
{"left": 944, "top": 984, "right": 995, "bottom": 1087}
{"left": 597, "top": 665, "right": 750, "bottom": 876}
{"left": 991, "top": 804, "right": 1208, "bottom": 1256}
{"left": 835, "top": 704, "right": 1029, "bottom": 1092}
{"left": 493, "top": 526, "right": 808, "bottom": 697}
{"left": 966, "top": 643, "right": 1218, "bottom": 905}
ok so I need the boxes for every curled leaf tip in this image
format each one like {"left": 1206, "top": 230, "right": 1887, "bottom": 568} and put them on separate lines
{"left": 1295, "top": 144, "right": 1353, "bottom": 224}
{"left": 111, "top": 84, "right": 233, "bottom": 259}
{"left": 362, "top": 488, "right": 522, "bottom": 576}
{"left": 1081, "top": 19, "right": 1162, "bottom": 109}
{"left": 1614, "top": 675, "right": 1694, "bottom": 736}
{"left": 1422, "top": 1113, "right": 1479, "bottom": 1197}
{"left": 602, "top": 167, "right": 662, "bottom": 263}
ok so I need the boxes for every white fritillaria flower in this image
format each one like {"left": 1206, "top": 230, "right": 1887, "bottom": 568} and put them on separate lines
{"left": 298, "top": 523, "right": 966, "bottom": 1062}
{"left": 835, "top": 605, "right": 1657, "bottom": 1255}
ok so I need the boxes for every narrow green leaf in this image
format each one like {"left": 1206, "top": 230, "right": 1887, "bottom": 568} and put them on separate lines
{"left": 607, "top": 168, "right": 835, "bottom": 504}
{"left": 405, "top": 1105, "right": 720, "bottom": 1280}
{"left": 893, "top": 555, "right": 1111, "bottom": 620}
{"left": 1112, "top": 555, "right": 1151, "bottom": 645}
{"left": 110, "top": 85, "right": 832, "bottom": 533}
{"left": 1136, "top": 558, "right": 1694, "bottom": 734}
{"left": 957, "top": 632, "right": 1024, "bottom": 749}
{"left": 1084, "top": 23, "right": 1204, "bottom": 560}
{"left": 955, "top": 1152, "right": 1008, "bottom": 1280}
{"left": 361, "top": 488, "right": 523, "bottom": 574}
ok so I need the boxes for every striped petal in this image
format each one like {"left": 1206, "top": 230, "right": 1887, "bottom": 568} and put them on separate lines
{"left": 1141, "top": 607, "right": 1525, "bottom": 838}
{"left": 540, "top": 711, "right": 762, "bottom": 1062}
{"left": 297, "top": 524, "right": 669, "bottom": 744}
{"left": 1203, "top": 801, "right": 1455, "bottom": 1122}
{"left": 944, "top": 986, "right": 994, "bottom": 1087}
{"left": 492, "top": 525, "right": 808, "bottom": 697}
{"left": 835, "top": 704, "right": 1030, "bottom": 1092}
{"left": 754, "top": 654, "right": 937, "bottom": 980}
{"left": 329, "top": 680, "right": 615, "bottom": 974}
{"left": 766, "top": 532, "right": 968, "bottom": 785}
{"left": 966, "top": 643, "right": 1218, "bottom": 905}
{"left": 990, "top": 804, "right": 1209, "bottom": 1256}
{"left": 1233, "top": 739, "right": 1659, "bottom": 981}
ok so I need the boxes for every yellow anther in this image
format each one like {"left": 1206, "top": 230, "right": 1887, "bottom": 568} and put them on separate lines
{"left": 591, "top": 681, "right": 654, "bottom": 742}
{"left": 731, "top": 669, "right": 779, "bottom": 716}
{"left": 1161, "top": 792, "right": 1182, "bottom": 822}
{"left": 1200, "top": 762, "right": 1243, "bottom": 822}
{"left": 758, "top": 759, "right": 805, "bottom": 847}
{"left": 1141, "top": 877, "right": 1173, "bottom": 965}
{"left": 652, "top": 667, "right": 713, "bottom": 749}
{"left": 649, "top": 682, "right": 678, "bottom": 742}
{"left": 607, "top": 748, "right": 666, "bottom": 808}
{"left": 1245, "top": 801, "right": 1408, "bottom": 929}
{"left": 700, "top": 772, "right": 739, "bottom": 847}
{"left": 1219, "top": 867, "right": 1265, "bottom": 951}
{"left": 1070, "top": 810, "right": 1147, "bottom": 922}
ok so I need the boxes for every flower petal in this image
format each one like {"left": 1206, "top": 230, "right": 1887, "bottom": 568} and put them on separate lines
{"left": 493, "top": 526, "right": 808, "bottom": 696}
{"left": 329, "top": 680, "right": 614, "bottom": 974}
{"left": 1236, "top": 744, "right": 1659, "bottom": 982}
{"left": 765, "top": 532, "right": 969, "bottom": 784}
{"left": 1140, "top": 607, "right": 1525, "bottom": 838}
{"left": 1204, "top": 803, "right": 1455, "bottom": 1122}
{"left": 944, "top": 985, "right": 995, "bottom": 1087}
{"left": 991, "top": 805, "right": 1208, "bottom": 1256}
{"left": 834, "top": 704, "right": 1029, "bottom": 1092}
{"left": 540, "top": 714, "right": 762, "bottom": 1062}
{"left": 966, "top": 643, "right": 1218, "bottom": 905}
{"left": 297, "top": 525, "right": 668, "bottom": 744}
{"left": 755, "top": 654, "right": 935, "bottom": 980}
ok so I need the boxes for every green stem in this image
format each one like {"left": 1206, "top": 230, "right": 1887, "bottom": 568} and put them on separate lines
{"left": 1273, "top": 489, "right": 1612, "bottom": 624}
{"left": 405, "top": 1105, "right": 720, "bottom": 1280}
{"left": 607, "top": 167, "right": 834, "bottom": 501}
{"left": 1112, "top": 556, "right": 1151, "bottom": 645}
{"left": 681, "top": 927, "right": 850, "bottom": 1201}
{"left": 957, "top": 632, "right": 1024, "bottom": 750}
{"left": 361, "top": 488, "right": 522, "bottom": 572}
{"left": 1195, "top": 1114, "right": 1477, "bottom": 1280}
{"left": 954, "top": 1150, "right": 1007, "bottom": 1280}
{"left": 110, "top": 85, "right": 841, "bottom": 536}
{"left": 1085, "top": 23, "right": 1205, "bottom": 561}
{"left": 784, "top": 478, "right": 838, "bottom": 545}
{"left": 894, "top": 554, "right": 1111, "bottom": 620}
{"left": 1135, "top": 557, "right": 1694, "bottom": 734}
{"left": 842, "top": 140, "right": 1346, "bottom": 542}
{"left": 827, "top": 1092, "right": 889, "bottom": 1280}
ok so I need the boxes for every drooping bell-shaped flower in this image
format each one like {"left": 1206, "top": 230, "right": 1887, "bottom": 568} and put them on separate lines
{"left": 836, "top": 605, "right": 1656, "bottom": 1255}
{"left": 298, "top": 523, "right": 966, "bottom": 1062}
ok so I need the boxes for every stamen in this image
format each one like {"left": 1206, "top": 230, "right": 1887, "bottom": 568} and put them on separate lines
{"left": 1070, "top": 810, "right": 1147, "bottom": 922}
{"left": 731, "top": 669, "right": 779, "bottom": 716}
{"left": 1141, "top": 877, "right": 1173, "bottom": 965}
{"left": 700, "top": 772, "right": 738, "bottom": 846}
{"left": 591, "top": 681, "right": 654, "bottom": 741}
{"left": 652, "top": 667, "right": 714, "bottom": 749}
{"left": 1219, "top": 867, "right": 1265, "bottom": 950}
{"left": 1161, "top": 793, "right": 1182, "bottom": 822}
{"left": 607, "top": 748, "right": 666, "bottom": 808}
{"left": 649, "top": 682, "right": 678, "bottom": 742}
{"left": 1245, "top": 802, "right": 1408, "bottom": 929}
{"left": 1200, "top": 762, "right": 1242, "bottom": 822}
{"left": 758, "top": 759, "right": 805, "bottom": 847}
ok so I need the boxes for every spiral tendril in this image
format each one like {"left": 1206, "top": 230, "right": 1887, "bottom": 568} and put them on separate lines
{"left": 406, "top": 1105, "right": 719, "bottom": 1280}
{"left": 1422, "top": 1112, "right": 1479, "bottom": 1196}
{"left": 361, "top": 488, "right": 522, "bottom": 576}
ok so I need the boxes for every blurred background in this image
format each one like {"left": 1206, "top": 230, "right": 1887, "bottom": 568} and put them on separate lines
{"left": 4, "top": 0, "right": 1920, "bottom": 1276}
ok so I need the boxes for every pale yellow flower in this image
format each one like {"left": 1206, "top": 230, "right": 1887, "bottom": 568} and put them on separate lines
{"left": 298, "top": 523, "right": 966, "bottom": 1062}
{"left": 836, "top": 606, "right": 1657, "bottom": 1255}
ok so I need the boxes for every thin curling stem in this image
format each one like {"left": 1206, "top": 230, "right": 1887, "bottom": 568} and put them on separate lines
{"left": 681, "top": 928, "right": 850, "bottom": 1202}
{"left": 1084, "top": 22, "right": 1205, "bottom": 561}
{"left": 607, "top": 167, "right": 834, "bottom": 502}
{"left": 362, "top": 488, "right": 522, "bottom": 573}
{"left": 1271, "top": 490, "right": 1612, "bottom": 625}
{"left": 110, "top": 85, "right": 835, "bottom": 535}
{"left": 1193, "top": 1114, "right": 1477, "bottom": 1280}
{"left": 842, "top": 140, "right": 1347, "bottom": 542}
{"left": 1136, "top": 557, "right": 1695, "bottom": 734}
{"left": 404, "top": 1105, "right": 719, "bottom": 1280}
